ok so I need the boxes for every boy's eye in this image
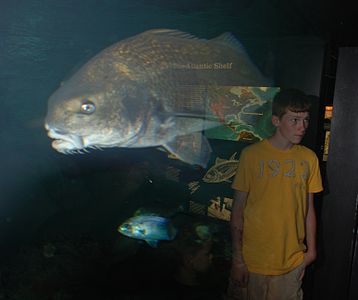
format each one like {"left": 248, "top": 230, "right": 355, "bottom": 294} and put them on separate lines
{"left": 288, "top": 117, "right": 310, "bottom": 126}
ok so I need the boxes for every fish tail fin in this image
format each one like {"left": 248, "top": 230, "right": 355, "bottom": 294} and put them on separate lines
{"left": 167, "top": 224, "right": 178, "bottom": 240}
{"left": 146, "top": 240, "right": 159, "bottom": 247}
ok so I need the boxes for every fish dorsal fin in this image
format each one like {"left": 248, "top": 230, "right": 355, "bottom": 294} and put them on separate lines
{"left": 215, "top": 157, "right": 226, "bottom": 164}
{"left": 146, "top": 29, "right": 204, "bottom": 41}
{"left": 211, "top": 32, "right": 247, "bottom": 54}
{"left": 229, "top": 152, "right": 237, "bottom": 160}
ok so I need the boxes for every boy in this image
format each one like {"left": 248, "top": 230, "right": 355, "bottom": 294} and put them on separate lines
{"left": 227, "top": 89, "right": 323, "bottom": 300}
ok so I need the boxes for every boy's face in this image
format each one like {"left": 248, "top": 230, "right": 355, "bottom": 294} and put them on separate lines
{"left": 272, "top": 109, "right": 310, "bottom": 145}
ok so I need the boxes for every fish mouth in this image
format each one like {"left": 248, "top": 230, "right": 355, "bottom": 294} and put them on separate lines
{"left": 45, "top": 123, "right": 86, "bottom": 154}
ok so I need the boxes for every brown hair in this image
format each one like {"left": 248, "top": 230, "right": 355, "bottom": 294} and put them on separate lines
{"left": 272, "top": 88, "right": 312, "bottom": 118}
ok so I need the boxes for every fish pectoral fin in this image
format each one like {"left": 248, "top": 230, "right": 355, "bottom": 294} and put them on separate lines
{"left": 145, "top": 240, "right": 158, "bottom": 247}
{"left": 158, "top": 113, "right": 221, "bottom": 133}
{"left": 173, "top": 115, "right": 221, "bottom": 131}
{"left": 164, "top": 133, "right": 212, "bottom": 168}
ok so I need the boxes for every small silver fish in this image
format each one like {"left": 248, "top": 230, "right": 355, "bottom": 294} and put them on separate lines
{"left": 44, "top": 29, "right": 269, "bottom": 167}
{"left": 118, "top": 215, "right": 177, "bottom": 247}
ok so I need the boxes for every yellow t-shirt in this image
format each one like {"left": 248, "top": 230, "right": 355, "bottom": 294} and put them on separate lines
{"left": 232, "top": 139, "right": 323, "bottom": 275}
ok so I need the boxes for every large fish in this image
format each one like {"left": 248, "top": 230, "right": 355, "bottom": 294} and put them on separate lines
{"left": 44, "top": 29, "right": 269, "bottom": 167}
{"left": 118, "top": 215, "right": 177, "bottom": 247}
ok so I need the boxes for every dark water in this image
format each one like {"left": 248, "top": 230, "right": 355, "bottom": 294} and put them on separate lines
{"left": 0, "top": 0, "right": 330, "bottom": 298}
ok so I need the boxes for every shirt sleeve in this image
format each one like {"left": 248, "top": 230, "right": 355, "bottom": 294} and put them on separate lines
{"left": 308, "top": 154, "right": 323, "bottom": 193}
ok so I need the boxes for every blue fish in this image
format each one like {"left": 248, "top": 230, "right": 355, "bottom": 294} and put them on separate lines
{"left": 118, "top": 215, "right": 177, "bottom": 247}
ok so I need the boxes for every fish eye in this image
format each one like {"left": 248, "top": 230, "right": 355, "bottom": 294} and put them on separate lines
{"left": 80, "top": 100, "right": 96, "bottom": 114}
{"left": 119, "top": 223, "right": 131, "bottom": 233}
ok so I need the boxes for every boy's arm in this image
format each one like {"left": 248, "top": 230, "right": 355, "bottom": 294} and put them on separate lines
{"left": 304, "top": 192, "right": 317, "bottom": 266}
{"left": 230, "top": 190, "right": 249, "bottom": 286}
{"left": 231, "top": 190, "right": 248, "bottom": 264}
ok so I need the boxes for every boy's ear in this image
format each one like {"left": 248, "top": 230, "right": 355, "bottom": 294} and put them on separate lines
{"left": 272, "top": 115, "right": 280, "bottom": 127}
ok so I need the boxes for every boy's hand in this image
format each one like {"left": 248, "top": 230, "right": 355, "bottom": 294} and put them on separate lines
{"left": 304, "top": 249, "right": 317, "bottom": 267}
{"left": 230, "top": 262, "right": 249, "bottom": 287}
{"left": 299, "top": 250, "right": 317, "bottom": 280}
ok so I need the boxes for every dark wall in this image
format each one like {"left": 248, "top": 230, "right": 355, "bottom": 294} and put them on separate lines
{"left": 313, "top": 47, "right": 358, "bottom": 300}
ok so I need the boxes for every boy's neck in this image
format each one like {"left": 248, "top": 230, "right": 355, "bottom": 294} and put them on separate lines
{"left": 268, "top": 133, "right": 294, "bottom": 151}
